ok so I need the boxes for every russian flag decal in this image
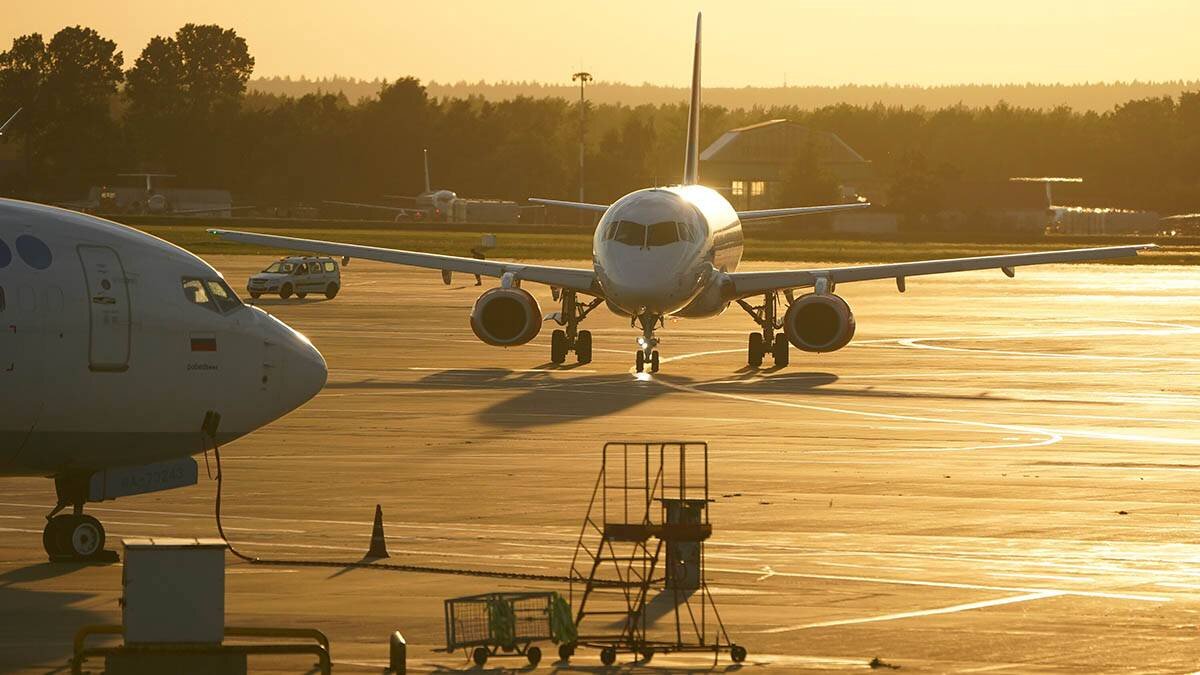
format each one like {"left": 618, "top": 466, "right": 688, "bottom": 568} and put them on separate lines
{"left": 190, "top": 334, "right": 217, "bottom": 352}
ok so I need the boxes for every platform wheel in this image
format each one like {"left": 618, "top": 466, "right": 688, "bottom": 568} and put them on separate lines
{"left": 748, "top": 332, "right": 764, "bottom": 367}
{"left": 600, "top": 646, "right": 617, "bottom": 666}
{"left": 558, "top": 643, "right": 575, "bottom": 662}
{"left": 730, "top": 644, "right": 747, "bottom": 663}
{"left": 472, "top": 646, "right": 488, "bottom": 666}
{"left": 639, "top": 649, "right": 654, "bottom": 663}
{"left": 526, "top": 645, "right": 542, "bottom": 666}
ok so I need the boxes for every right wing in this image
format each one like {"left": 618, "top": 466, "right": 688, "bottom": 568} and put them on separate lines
{"left": 324, "top": 200, "right": 417, "bottom": 214}
{"left": 729, "top": 244, "right": 1155, "bottom": 298}
{"left": 528, "top": 198, "right": 610, "bottom": 212}
{"left": 209, "top": 229, "right": 602, "bottom": 296}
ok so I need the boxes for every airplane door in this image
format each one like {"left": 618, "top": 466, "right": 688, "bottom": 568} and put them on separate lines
{"left": 77, "top": 245, "right": 131, "bottom": 372}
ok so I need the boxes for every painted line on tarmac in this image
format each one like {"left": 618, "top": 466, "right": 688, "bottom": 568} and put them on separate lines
{"left": 760, "top": 590, "right": 1064, "bottom": 633}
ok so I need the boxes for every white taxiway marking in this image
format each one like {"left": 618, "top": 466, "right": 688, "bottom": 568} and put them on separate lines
{"left": 761, "top": 590, "right": 1064, "bottom": 633}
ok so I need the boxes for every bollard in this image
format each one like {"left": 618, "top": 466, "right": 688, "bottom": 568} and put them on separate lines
{"left": 389, "top": 631, "right": 406, "bottom": 674}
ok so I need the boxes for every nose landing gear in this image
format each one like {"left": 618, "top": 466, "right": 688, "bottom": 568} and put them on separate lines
{"left": 634, "top": 313, "right": 662, "bottom": 373}
{"left": 42, "top": 474, "right": 113, "bottom": 562}
{"left": 549, "top": 290, "right": 603, "bottom": 365}
{"left": 738, "top": 291, "right": 789, "bottom": 368}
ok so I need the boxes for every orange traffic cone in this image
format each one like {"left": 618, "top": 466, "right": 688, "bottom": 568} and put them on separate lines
{"left": 367, "top": 503, "right": 389, "bottom": 558}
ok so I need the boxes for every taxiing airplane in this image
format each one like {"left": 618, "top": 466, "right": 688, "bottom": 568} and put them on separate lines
{"left": 213, "top": 14, "right": 1154, "bottom": 373}
{"left": 0, "top": 199, "right": 327, "bottom": 560}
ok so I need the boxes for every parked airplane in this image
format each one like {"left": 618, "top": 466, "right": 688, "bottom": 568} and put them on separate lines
{"left": 326, "top": 149, "right": 454, "bottom": 222}
{"left": 0, "top": 199, "right": 327, "bottom": 560}
{"left": 213, "top": 14, "right": 1154, "bottom": 373}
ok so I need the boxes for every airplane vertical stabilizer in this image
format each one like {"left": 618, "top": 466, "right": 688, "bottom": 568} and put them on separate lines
{"left": 682, "top": 13, "right": 702, "bottom": 185}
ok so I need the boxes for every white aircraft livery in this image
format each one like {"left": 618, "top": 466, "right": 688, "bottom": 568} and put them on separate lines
{"left": 213, "top": 14, "right": 1153, "bottom": 374}
{"left": 0, "top": 199, "right": 327, "bottom": 559}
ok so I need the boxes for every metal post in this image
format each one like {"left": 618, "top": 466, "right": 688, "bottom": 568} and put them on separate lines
{"left": 389, "top": 631, "right": 406, "bottom": 674}
{"left": 572, "top": 71, "right": 592, "bottom": 225}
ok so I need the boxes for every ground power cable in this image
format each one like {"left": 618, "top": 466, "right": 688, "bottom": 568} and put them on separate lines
{"left": 201, "top": 414, "right": 597, "bottom": 584}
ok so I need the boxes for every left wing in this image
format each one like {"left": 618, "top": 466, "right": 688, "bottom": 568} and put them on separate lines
{"left": 737, "top": 201, "right": 871, "bottom": 221}
{"left": 728, "top": 244, "right": 1155, "bottom": 298}
{"left": 209, "top": 229, "right": 601, "bottom": 296}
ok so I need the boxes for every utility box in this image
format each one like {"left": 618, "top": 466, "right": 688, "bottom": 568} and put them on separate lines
{"left": 663, "top": 499, "right": 707, "bottom": 590}
{"left": 122, "top": 538, "right": 227, "bottom": 644}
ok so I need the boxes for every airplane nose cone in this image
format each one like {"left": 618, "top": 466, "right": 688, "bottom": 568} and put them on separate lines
{"left": 284, "top": 330, "right": 328, "bottom": 409}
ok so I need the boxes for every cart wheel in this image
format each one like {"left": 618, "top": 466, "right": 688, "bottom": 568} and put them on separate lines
{"left": 472, "top": 646, "right": 488, "bottom": 666}
{"left": 730, "top": 644, "right": 747, "bottom": 663}
{"left": 600, "top": 647, "right": 617, "bottom": 666}
{"left": 527, "top": 646, "right": 542, "bottom": 666}
{"left": 639, "top": 649, "right": 654, "bottom": 663}
{"left": 558, "top": 643, "right": 575, "bottom": 662}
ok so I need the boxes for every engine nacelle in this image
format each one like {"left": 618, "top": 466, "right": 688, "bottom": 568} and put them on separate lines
{"left": 783, "top": 293, "right": 856, "bottom": 353}
{"left": 469, "top": 287, "right": 542, "bottom": 347}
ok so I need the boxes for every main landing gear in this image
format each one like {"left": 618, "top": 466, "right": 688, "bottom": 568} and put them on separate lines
{"left": 737, "top": 290, "right": 789, "bottom": 368}
{"left": 42, "top": 474, "right": 110, "bottom": 561}
{"left": 634, "top": 313, "right": 662, "bottom": 373}
{"left": 549, "top": 289, "right": 603, "bottom": 365}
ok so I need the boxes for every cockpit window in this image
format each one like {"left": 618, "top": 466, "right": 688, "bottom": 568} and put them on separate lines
{"left": 610, "top": 221, "right": 646, "bottom": 247}
{"left": 263, "top": 261, "right": 294, "bottom": 274}
{"left": 182, "top": 277, "right": 242, "bottom": 314}
{"left": 646, "top": 222, "right": 680, "bottom": 247}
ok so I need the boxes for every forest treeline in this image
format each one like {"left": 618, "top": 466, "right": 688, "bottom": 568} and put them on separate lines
{"left": 1, "top": 24, "right": 1198, "bottom": 218}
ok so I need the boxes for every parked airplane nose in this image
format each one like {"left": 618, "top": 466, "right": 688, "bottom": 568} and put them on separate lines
{"left": 281, "top": 326, "right": 328, "bottom": 410}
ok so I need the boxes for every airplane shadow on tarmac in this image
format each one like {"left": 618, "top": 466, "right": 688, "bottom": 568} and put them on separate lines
{"left": 0, "top": 563, "right": 108, "bottom": 673}
{"left": 325, "top": 366, "right": 1048, "bottom": 430}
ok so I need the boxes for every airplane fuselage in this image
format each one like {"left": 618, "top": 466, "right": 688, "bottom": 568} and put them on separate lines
{"left": 592, "top": 185, "right": 743, "bottom": 318}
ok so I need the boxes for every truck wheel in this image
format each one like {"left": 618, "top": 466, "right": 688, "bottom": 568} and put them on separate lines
{"left": 557, "top": 643, "right": 575, "bottom": 662}
{"left": 526, "top": 646, "right": 542, "bottom": 666}
{"left": 472, "top": 647, "right": 488, "bottom": 666}
{"left": 279, "top": 283, "right": 293, "bottom": 299}
{"left": 600, "top": 647, "right": 617, "bottom": 666}
{"left": 249, "top": 291, "right": 261, "bottom": 299}
{"left": 731, "top": 644, "right": 747, "bottom": 663}
{"left": 325, "top": 283, "right": 339, "bottom": 299}
{"left": 295, "top": 292, "right": 307, "bottom": 299}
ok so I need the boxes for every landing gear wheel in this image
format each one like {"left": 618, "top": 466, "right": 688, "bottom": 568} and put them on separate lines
{"left": 748, "top": 333, "right": 764, "bottom": 367}
{"left": 45, "top": 515, "right": 105, "bottom": 560}
{"left": 279, "top": 283, "right": 293, "bottom": 299}
{"left": 558, "top": 643, "right": 575, "bottom": 662}
{"left": 551, "top": 329, "right": 568, "bottom": 364}
{"left": 249, "top": 291, "right": 261, "bottom": 299}
{"left": 526, "top": 646, "right": 542, "bottom": 666}
{"left": 600, "top": 646, "right": 617, "bottom": 666}
{"left": 472, "top": 646, "right": 488, "bottom": 666}
{"left": 325, "top": 282, "right": 339, "bottom": 299}
{"left": 635, "top": 350, "right": 645, "bottom": 373}
{"left": 772, "top": 335, "right": 789, "bottom": 367}
{"left": 42, "top": 516, "right": 68, "bottom": 557}
{"left": 650, "top": 350, "right": 660, "bottom": 373}
{"left": 295, "top": 292, "right": 307, "bottom": 299}
{"left": 576, "top": 330, "right": 593, "bottom": 364}
{"left": 730, "top": 644, "right": 747, "bottom": 663}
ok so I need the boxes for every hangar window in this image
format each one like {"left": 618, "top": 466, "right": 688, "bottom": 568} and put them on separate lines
{"left": 15, "top": 235, "right": 52, "bottom": 270}
{"left": 731, "top": 181, "right": 746, "bottom": 197}
{"left": 751, "top": 181, "right": 766, "bottom": 197}
{"left": 0, "top": 238, "right": 10, "bottom": 268}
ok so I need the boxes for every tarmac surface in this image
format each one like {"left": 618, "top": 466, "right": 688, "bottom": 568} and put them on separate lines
{"left": 3, "top": 255, "right": 1200, "bottom": 673}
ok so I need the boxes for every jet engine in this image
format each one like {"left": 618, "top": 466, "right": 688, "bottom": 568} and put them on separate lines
{"left": 469, "top": 287, "right": 542, "bottom": 347}
{"left": 783, "top": 293, "right": 856, "bottom": 353}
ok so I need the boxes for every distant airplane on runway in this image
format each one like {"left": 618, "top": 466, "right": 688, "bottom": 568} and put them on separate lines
{"left": 0, "top": 199, "right": 326, "bottom": 560}
{"left": 212, "top": 13, "right": 1155, "bottom": 373}
{"left": 325, "top": 148, "right": 459, "bottom": 222}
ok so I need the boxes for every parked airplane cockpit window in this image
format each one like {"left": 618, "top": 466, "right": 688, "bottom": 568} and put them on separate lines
{"left": 15, "top": 234, "right": 51, "bottom": 270}
{"left": 646, "top": 221, "right": 680, "bottom": 247}
{"left": 0, "top": 238, "right": 10, "bottom": 267}
{"left": 204, "top": 279, "right": 242, "bottom": 313}
{"left": 182, "top": 278, "right": 211, "bottom": 307}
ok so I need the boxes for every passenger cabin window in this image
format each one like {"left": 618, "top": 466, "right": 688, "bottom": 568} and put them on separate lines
{"left": 323, "top": 261, "right": 336, "bottom": 272}
{"left": 182, "top": 277, "right": 242, "bottom": 314}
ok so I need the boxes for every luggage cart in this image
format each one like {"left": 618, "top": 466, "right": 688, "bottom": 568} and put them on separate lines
{"left": 442, "top": 591, "right": 568, "bottom": 667}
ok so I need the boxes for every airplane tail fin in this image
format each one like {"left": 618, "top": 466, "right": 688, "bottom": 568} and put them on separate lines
{"left": 682, "top": 13, "right": 702, "bottom": 185}
{"left": 423, "top": 148, "right": 431, "bottom": 193}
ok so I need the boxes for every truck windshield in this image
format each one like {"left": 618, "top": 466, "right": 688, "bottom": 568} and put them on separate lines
{"left": 263, "top": 262, "right": 294, "bottom": 273}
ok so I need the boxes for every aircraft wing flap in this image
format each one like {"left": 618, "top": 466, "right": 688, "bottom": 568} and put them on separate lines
{"left": 729, "top": 244, "right": 1155, "bottom": 298}
{"left": 209, "top": 229, "right": 602, "bottom": 296}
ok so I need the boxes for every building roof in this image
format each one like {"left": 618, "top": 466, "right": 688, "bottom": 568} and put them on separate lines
{"left": 699, "top": 119, "right": 867, "bottom": 166}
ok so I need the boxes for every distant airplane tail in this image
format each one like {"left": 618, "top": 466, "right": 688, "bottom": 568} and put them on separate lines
{"left": 682, "top": 13, "right": 702, "bottom": 185}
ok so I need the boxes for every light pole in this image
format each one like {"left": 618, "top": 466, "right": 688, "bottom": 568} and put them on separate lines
{"left": 572, "top": 71, "right": 592, "bottom": 224}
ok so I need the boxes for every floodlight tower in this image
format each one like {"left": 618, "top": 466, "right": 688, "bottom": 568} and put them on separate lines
{"left": 572, "top": 71, "right": 593, "bottom": 224}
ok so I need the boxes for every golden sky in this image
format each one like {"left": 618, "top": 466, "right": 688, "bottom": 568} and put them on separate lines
{"left": 3, "top": 1, "right": 1198, "bottom": 86}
